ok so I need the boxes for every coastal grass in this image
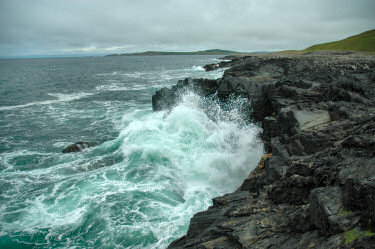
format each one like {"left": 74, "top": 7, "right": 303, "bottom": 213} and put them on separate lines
{"left": 304, "top": 29, "right": 375, "bottom": 53}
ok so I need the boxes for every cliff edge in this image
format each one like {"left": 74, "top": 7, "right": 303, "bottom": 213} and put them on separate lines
{"left": 152, "top": 51, "right": 375, "bottom": 248}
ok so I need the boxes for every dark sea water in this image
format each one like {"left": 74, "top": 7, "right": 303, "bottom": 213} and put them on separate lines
{"left": 0, "top": 55, "right": 263, "bottom": 248}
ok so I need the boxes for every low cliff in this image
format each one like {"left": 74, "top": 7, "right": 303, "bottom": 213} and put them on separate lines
{"left": 152, "top": 51, "right": 375, "bottom": 248}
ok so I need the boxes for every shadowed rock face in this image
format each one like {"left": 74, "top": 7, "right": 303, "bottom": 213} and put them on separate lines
{"left": 152, "top": 51, "right": 375, "bottom": 248}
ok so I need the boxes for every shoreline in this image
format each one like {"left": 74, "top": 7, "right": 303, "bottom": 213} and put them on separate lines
{"left": 152, "top": 51, "right": 375, "bottom": 248}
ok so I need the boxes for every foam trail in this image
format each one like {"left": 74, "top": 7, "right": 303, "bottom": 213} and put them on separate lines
{"left": 0, "top": 92, "right": 94, "bottom": 111}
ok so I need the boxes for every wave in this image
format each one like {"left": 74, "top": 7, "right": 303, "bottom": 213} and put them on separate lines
{"left": 0, "top": 91, "right": 262, "bottom": 248}
{"left": 96, "top": 64, "right": 223, "bottom": 85}
{"left": 96, "top": 71, "right": 118, "bottom": 76}
{"left": 0, "top": 92, "right": 94, "bottom": 111}
{"left": 95, "top": 82, "right": 167, "bottom": 92}
{"left": 188, "top": 65, "right": 205, "bottom": 71}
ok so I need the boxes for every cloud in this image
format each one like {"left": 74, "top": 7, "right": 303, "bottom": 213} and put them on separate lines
{"left": 0, "top": 0, "right": 374, "bottom": 56}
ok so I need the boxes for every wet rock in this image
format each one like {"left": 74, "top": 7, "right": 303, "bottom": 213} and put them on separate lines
{"left": 151, "top": 77, "right": 218, "bottom": 111}
{"left": 62, "top": 141, "right": 96, "bottom": 153}
{"left": 152, "top": 87, "right": 177, "bottom": 111}
{"left": 203, "top": 63, "right": 220, "bottom": 71}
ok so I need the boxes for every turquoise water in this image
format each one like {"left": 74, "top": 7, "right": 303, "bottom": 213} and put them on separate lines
{"left": 0, "top": 55, "right": 263, "bottom": 248}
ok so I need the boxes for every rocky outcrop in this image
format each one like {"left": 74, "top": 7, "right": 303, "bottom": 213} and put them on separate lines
{"left": 203, "top": 63, "right": 220, "bottom": 71}
{"left": 152, "top": 51, "right": 375, "bottom": 248}
{"left": 62, "top": 141, "right": 96, "bottom": 153}
{"left": 152, "top": 77, "right": 218, "bottom": 111}
{"left": 203, "top": 60, "right": 232, "bottom": 71}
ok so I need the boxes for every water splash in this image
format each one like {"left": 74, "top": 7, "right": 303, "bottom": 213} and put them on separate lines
{"left": 0, "top": 90, "right": 262, "bottom": 248}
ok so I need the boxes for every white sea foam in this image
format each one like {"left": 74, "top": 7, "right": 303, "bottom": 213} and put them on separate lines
{"left": 114, "top": 91, "right": 263, "bottom": 248}
{"left": 96, "top": 71, "right": 118, "bottom": 76}
{"left": 189, "top": 65, "right": 205, "bottom": 71}
{"left": 95, "top": 82, "right": 167, "bottom": 92}
{"left": 0, "top": 92, "right": 94, "bottom": 111}
{"left": 95, "top": 83, "right": 130, "bottom": 92}
{"left": 47, "top": 92, "right": 94, "bottom": 101}
{"left": 120, "top": 72, "right": 157, "bottom": 80}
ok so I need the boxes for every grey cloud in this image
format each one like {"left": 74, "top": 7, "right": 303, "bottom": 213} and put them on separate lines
{"left": 0, "top": 0, "right": 374, "bottom": 56}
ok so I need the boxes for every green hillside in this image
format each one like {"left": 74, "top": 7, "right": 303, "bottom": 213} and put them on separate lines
{"left": 304, "top": 29, "right": 375, "bottom": 52}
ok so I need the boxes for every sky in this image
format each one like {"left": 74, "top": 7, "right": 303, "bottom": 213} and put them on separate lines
{"left": 0, "top": 0, "right": 374, "bottom": 57}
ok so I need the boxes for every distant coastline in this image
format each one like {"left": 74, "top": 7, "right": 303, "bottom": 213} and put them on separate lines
{"left": 106, "top": 49, "right": 254, "bottom": 56}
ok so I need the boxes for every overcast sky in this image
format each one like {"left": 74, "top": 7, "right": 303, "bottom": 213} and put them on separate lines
{"left": 0, "top": 0, "right": 374, "bottom": 57}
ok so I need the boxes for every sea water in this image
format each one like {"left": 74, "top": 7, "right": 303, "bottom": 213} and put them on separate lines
{"left": 0, "top": 55, "right": 263, "bottom": 248}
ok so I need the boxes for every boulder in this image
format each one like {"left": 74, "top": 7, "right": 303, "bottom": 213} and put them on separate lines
{"left": 309, "top": 186, "right": 358, "bottom": 235}
{"left": 62, "top": 141, "right": 96, "bottom": 153}
{"left": 203, "top": 63, "right": 219, "bottom": 71}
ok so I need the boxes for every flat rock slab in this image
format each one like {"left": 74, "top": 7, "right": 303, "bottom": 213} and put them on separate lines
{"left": 294, "top": 110, "right": 331, "bottom": 131}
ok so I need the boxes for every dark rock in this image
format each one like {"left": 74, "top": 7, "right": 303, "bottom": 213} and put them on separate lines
{"left": 151, "top": 77, "right": 218, "bottom": 111}
{"left": 62, "top": 141, "right": 96, "bottom": 153}
{"left": 343, "top": 178, "right": 375, "bottom": 226}
{"left": 290, "top": 207, "right": 313, "bottom": 232}
{"left": 152, "top": 87, "right": 177, "bottom": 111}
{"left": 163, "top": 52, "right": 375, "bottom": 248}
{"left": 328, "top": 104, "right": 350, "bottom": 121}
{"left": 342, "top": 235, "right": 375, "bottom": 249}
{"left": 203, "top": 63, "right": 219, "bottom": 71}
{"left": 309, "top": 186, "right": 357, "bottom": 235}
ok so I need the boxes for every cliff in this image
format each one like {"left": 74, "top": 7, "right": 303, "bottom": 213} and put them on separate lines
{"left": 152, "top": 51, "right": 375, "bottom": 248}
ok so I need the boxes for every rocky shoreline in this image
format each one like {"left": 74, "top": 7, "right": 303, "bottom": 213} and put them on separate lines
{"left": 152, "top": 51, "right": 375, "bottom": 248}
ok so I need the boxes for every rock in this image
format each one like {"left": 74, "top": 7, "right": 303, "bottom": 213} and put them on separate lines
{"left": 342, "top": 235, "right": 375, "bottom": 249}
{"left": 343, "top": 178, "right": 375, "bottom": 225}
{"left": 152, "top": 87, "right": 177, "bottom": 111}
{"left": 62, "top": 141, "right": 96, "bottom": 153}
{"left": 163, "top": 51, "right": 375, "bottom": 248}
{"left": 151, "top": 77, "right": 218, "bottom": 111}
{"left": 309, "top": 186, "right": 357, "bottom": 234}
{"left": 203, "top": 63, "right": 219, "bottom": 71}
{"left": 293, "top": 110, "right": 331, "bottom": 131}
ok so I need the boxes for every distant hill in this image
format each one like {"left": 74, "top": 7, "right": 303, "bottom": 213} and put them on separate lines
{"left": 304, "top": 29, "right": 375, "bottom": 52}
{"left": 106, "top": 49, "right": 243, "bottom": 56}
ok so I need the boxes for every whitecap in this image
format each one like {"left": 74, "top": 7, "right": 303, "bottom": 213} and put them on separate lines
{"left": 0, "top": 92, "right": 94, "bottom": 111}
{"left": 95, "top": 83, "right": 130, "bottom": 92}
{"left": 188, "top": 65, "right": 205, "bottom": 71}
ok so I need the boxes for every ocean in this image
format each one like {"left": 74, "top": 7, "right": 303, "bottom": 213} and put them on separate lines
{"left": 0, "top": 55, "right": 263, "bottom": 248}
